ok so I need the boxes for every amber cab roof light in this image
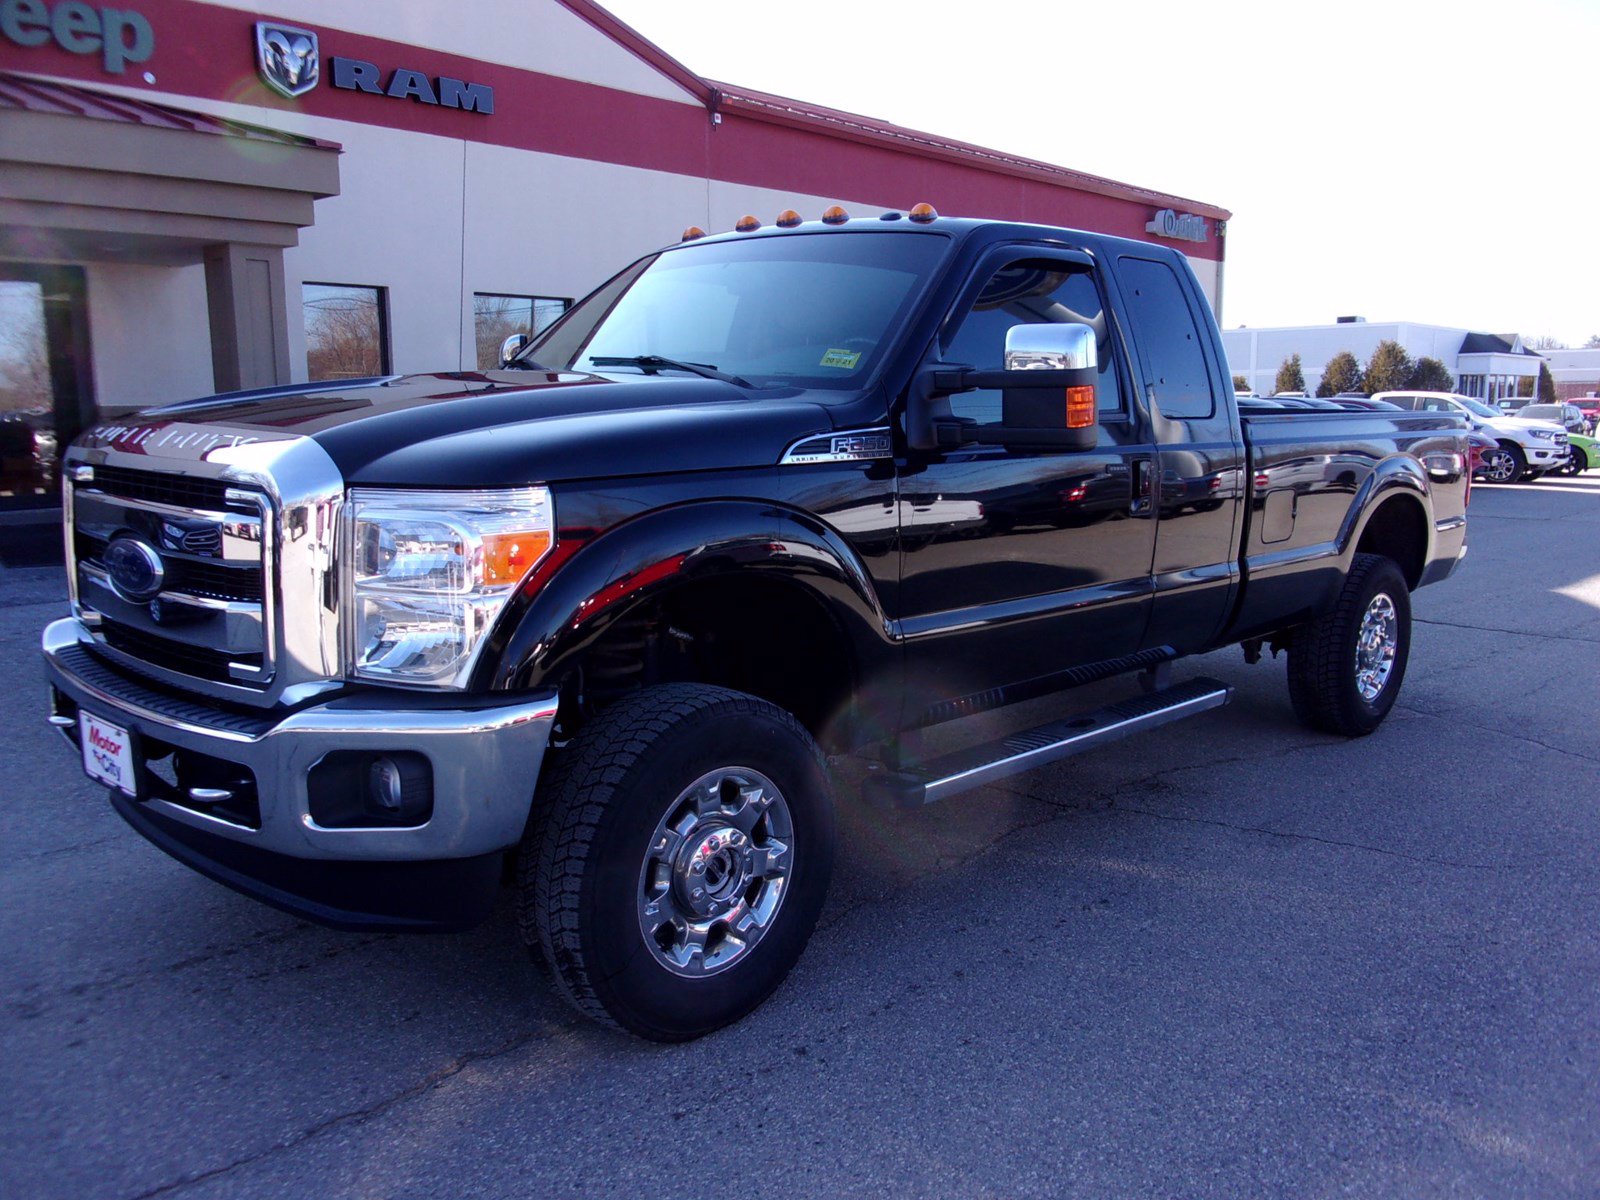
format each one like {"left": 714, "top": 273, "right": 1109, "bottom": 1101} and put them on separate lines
{"left": 775, "top": 209, "right": 802, "bottom": 228}
{"left": 821, "top": 205, "right": 850, "bottom": 225}
{"left": 681, "top": 226, "right": 707, "bottom": 242}
{"left": 909, "top": 202, "right": 939, "bottom": 223}
{"left": 735, "top": 214, "right": 762, "bottom": 232}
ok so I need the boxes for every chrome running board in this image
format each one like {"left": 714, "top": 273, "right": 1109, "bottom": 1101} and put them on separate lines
{"left": 867, "top": 677, "right": 1231, "bottom": 809}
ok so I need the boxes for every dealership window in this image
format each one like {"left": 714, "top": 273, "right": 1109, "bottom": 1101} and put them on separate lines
{"left": 303, "top": 284, "right": 390, "bottom": 381}
{"left": 473, "top": 293, "right": 570, "bottom": 370}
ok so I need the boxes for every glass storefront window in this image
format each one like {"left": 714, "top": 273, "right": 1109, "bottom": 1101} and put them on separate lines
{"left": 0, "top": 265, "right": 91, "bottom": 517}
{"left": 473, "top": 293, "right": 570, "bottom": 370}
{"left": 303, "top": 283, "right": 390, "bottom": 381}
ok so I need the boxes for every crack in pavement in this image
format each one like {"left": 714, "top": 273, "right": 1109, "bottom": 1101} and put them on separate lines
{"left": 127, "top": 1021, "right": 576, "bottom": 1199}
{"left": 1395, "top": 704, "right": 1600, "bottom": 766}
{"left": 1414, "top": 617, "right": 1600, "bottom": 646}
{"left": 1115, "top": 805, "right": 1527, "bottom": 871}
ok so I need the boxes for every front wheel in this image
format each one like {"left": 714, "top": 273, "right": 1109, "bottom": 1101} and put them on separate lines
{"left": 1480, "top": 443, "right": 1524, "bottom": 484}
{"left": 1561, "top": 448, "right": 1587, "bottom": 475}
{"left": 1287, "top": 553, "right": 1411, "bottom": 737}
{"left": 520, "top": 684, "right": 836, "bottom": 1041}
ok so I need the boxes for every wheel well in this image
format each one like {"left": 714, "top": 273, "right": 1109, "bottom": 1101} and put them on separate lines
{"left": 570, "top": 575, "right": 858, "bottom": 748}
{"left": 1355, "top": 495, "right": 1427, "bottom": 589}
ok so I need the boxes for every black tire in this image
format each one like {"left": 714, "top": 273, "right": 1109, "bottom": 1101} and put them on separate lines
{"left": 1481, "top": 442, "right": 1524, "bottom": 484}
{"left": 520, "top": 684, "right": 836, "bottom": 1041}
{"left": 1562, "top": 447, "right": 1587, "bottom": 475}
{"left": 1287, "top": 553, "right": 1411, "bottom": 737}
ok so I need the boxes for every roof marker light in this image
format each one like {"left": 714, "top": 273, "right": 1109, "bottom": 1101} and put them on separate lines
{"left": 681, "top": 226, "right": 707, "bottom": 241}
{"left": 821, "top": 205, "right": 850, "bottom": 225}
{"left": 776, "top": 209, "right": 802, "bottom": 228}
{"left": 735, "top": 214, "right": 761, "bottom": 232}
{"left": 909, "top": 202, "right": 939, "bottom": 223}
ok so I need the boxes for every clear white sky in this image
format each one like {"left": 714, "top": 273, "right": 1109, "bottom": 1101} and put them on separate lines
{"left": 599, "top": 0, "right": 1600, "bottom": 346}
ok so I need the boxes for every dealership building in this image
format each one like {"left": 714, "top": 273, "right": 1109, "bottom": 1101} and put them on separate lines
{"left": 1223, "top": 320, "right": 1544, "bottom": 400}
{"left": 0, "top": 0, "right": 1228, "bottom": 524}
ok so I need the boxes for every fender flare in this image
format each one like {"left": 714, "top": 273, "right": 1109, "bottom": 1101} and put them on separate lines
{"left": 475, "top": 499, "right": 896, "bottom": 693}
{"left": 1335, "top": 453, "right": 1433, "bottom": 566}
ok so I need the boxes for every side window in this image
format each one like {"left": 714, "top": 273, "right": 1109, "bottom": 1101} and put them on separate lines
{"left": 941, "top": 259, "right": 1124, "bottom": 426}
{"left": 1116, "top": 256, "right": 1214, "bottom": 419}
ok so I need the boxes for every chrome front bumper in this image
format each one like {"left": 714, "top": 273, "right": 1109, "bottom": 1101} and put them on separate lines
{"left": 43, "top": 617, "right": 558, "bottom": 864}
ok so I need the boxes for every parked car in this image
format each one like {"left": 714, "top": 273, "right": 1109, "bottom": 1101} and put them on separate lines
{"left": 1516, "top": 402, "right": 1587, "bottom": 435}
{"left": 1464, "top": 429, "right": 1499, "bottom": 480}
{"left": 1373, "top": 391, "right": 1570, "bottom": 483}
{"left": 1573, "top": 398, "right": 1599, "bottom": 431}
{"left": 1562, "top": 431, "right": 1596, "bottom": 474}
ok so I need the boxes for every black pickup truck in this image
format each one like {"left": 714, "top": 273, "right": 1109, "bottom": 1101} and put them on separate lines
{"left": 43, "top": 212, "right": 1469, "bottom": 1040}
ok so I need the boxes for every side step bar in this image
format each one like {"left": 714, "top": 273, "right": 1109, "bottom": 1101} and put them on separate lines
{"left": 866, "top": 677, "right": 1232, "bottom": 809}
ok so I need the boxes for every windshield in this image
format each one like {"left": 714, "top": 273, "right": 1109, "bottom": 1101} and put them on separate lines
{"left": 524, "top": 232, "right": 949, "bottom": 391}
{"left": 1457, "top": 397, "right": 1500, "bottom": 419}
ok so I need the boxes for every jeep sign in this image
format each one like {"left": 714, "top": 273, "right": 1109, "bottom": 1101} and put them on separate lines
{"left": 0, "top": 0, "right": 154, "bottom": 74}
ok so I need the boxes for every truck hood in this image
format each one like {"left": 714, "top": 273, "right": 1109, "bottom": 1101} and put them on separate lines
{"left": 123, "top": 371, "right": 838, "bottom": 485}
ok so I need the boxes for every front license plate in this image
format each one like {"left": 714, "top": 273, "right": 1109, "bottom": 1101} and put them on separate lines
{"left": 80, "top": 711, "right": 137, "bottom": 797}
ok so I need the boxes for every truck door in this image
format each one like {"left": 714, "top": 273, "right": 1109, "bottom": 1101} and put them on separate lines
{"left": 1112, "top": 254, "right": 1245, "bottom": 654}
{"left": 897, "top": 250, "right": 1158, "bottom": 722}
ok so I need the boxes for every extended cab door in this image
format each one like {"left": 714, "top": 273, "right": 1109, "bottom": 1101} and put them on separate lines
{"left": 897, "top": 249, "right": 1158, "bottom": 722}
{"left": 1111, "top": 254, "right": 1246, "bottom": 654}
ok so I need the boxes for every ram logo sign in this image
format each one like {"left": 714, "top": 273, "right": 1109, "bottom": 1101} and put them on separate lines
{"left": 255, "top": 21, "right": 319, "bottom": 99}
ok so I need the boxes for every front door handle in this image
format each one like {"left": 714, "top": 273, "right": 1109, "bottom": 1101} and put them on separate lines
{"left": 1131, "top": 457, "right": 1154, "bottom": 516}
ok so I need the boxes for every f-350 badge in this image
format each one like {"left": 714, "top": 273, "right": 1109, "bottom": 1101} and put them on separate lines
{"left": 255, "top": 22, "right": 319, "bottom": 99}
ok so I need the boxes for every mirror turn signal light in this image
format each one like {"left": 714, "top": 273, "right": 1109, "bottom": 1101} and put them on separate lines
{"left": 1066, "top": 386, "right": 1096, "bottom": 429}
{"left": 735, "top": 214, "right": 762, "bottom": 232}
{"left": 681, "top": 226, "right": 707, "bottom": 241}
{"left": 776, "top": 209, "right": 802, "bottom": 228}
{"left": 821, "top": 205, "right": 850, "bottom": 225}
{"left": 909, "top": 202, "right": 939, "bottom": 223}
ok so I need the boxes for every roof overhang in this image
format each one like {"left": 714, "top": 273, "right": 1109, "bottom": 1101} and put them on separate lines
{"left": 0, "top": 72, "right": 339, "bottom": 265}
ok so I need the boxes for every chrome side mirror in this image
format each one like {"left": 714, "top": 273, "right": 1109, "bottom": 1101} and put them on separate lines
{"left": 1004, "top": 323, "right": 1097, "bottom": 372}
{"left": 499, "top": 333, "right": 529, "bottom": 367}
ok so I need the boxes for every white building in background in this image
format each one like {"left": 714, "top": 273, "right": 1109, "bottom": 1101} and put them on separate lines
{"left": 1543, "top": 348, "right": 1600, "bottom": 399}
{"left": 1223, "top": 320, "right": 1543, "bottom": 399}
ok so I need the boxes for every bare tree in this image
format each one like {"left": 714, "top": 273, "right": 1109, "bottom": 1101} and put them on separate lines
{"left": 1525, "top": 334, "right": 1567, "bottom": 352}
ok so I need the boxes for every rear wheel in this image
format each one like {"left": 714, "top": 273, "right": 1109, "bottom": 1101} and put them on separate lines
{"left": 1480, "top": 443, "right": 1524, "bottom": 484}
{"left": 521, "top": 684, "right": 836, "bottom": 1041}
{"left": 1287, "top": 553, "right": 1411, "bottom": 737}
{"left": 1562, "top": 446, "right": 1587, "bottom": 475}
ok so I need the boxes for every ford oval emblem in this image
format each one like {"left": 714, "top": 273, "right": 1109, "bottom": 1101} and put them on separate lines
{"left": 103, "top": 536, "right": 166, "bottom": 603}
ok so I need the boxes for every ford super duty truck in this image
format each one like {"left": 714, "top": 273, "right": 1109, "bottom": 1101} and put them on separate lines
{"left": 42, "top": 211, "right": 1469, "bottom": 1040}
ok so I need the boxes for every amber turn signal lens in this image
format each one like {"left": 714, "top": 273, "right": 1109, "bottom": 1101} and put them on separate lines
{"left": 735, "top": 214, "right": 761, "bottom": 232}
{"left": 681, "top": 226, "right": 707, "bottom": 241}
{"left": 821, "top": 205, "right": 849, "bottom": 225}
{"left": 481, "top": 529, "right": 554, "bottom": 586}
{"left": 776, "top": 209, "right": 802, "bottom": 228}
{"left": 1065, "top": 386, "right": 1096, "bottom": 429}
{"left": 909, "top": 202, "right": 939, "bottom": 223}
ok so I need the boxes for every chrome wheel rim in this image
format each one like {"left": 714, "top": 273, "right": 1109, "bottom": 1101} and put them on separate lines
{"left": 1482, "top": 449, "right": 1517, "bottom": 483}
{"left": 637, "top": 767, "right": 793, "bottom": 977}
{"left": 1355, "top": 592, "right": 1399, "bottom": 703}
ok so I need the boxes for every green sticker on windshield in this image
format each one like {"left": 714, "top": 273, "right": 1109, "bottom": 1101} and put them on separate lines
{"left": 819, "top": 348, "right": 862, "bottom": 369}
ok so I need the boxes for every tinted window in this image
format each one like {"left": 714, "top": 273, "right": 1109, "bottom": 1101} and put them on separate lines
{"left": 303, "top": 283, "right": 390, "bottom": 381}
{"left": 941, "top": 260, "right": 1124, "bottom": 426}
{"left": 1117, "top": 257, "right": 1214, "bottom": 419}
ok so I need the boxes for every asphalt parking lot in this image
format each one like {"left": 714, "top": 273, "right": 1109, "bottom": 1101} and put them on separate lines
{"left": 3, "top": 476, "right": 1598, "bottom": 1199}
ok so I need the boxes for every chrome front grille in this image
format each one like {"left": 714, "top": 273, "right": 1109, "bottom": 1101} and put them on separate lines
{"left": 63, "top": 423, "right": 346, "bottom": 709}
{"left": 70, "top": 466, "right": 272, "bottom": 689}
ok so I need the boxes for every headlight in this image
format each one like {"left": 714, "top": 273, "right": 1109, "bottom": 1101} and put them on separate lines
{"left": 1528, "top": 429, "right": 1557, "bottom": 441}
{"left": 347, "top": 487, "right": 553, "bottom": 687}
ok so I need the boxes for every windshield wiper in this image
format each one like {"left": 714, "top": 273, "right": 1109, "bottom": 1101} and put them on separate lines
{"left": 588, "top": 355, "right": 753, "bottom": 389}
